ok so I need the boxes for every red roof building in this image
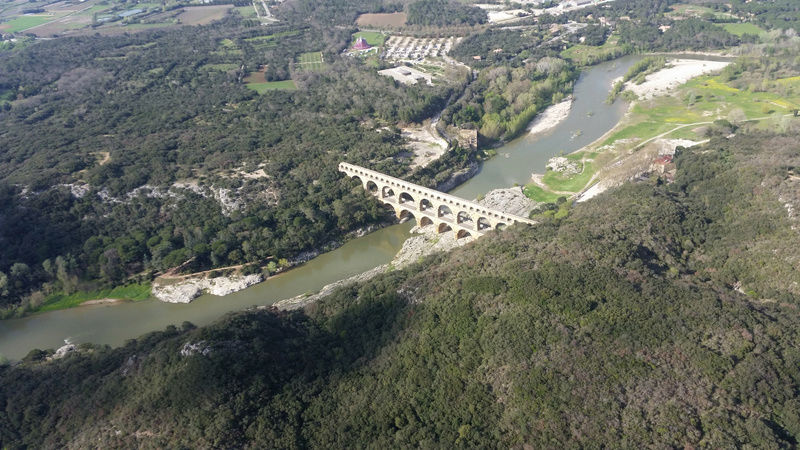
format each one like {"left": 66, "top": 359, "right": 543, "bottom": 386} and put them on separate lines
{"left": 353, "top": 37, "right": 371, "bottom": 50}
{"left": 654, "top": 155, "right": 673, "bottom": 165}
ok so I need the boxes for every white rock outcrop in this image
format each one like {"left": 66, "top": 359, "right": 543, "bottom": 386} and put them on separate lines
{"left": 546, "top": 156, "right": 581, "bottom": 175}
{"left": 476, "top": 186, "right": 538, "bottom": 217}
{"left": 153, "top": 274, "right": 263, "bottom": 304}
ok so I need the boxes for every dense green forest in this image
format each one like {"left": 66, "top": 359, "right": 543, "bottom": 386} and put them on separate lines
{"left": 0, "top": 15, "right": 474, "bottom": 315}
{"left": 442, "top": 55, "right": 577, "bottom": 141}
{"left": 2, "top": 129, "right": 798, "bottom": 447}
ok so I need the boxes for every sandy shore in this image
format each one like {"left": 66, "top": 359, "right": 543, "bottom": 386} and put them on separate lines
{"left": 625, "top": 59, "right": 730, "bottom": 100}
{"left": 528, "top": 97, "right": 572, "bottom": 136}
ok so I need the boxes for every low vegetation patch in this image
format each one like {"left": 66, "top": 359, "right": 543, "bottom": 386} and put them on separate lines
{"left": 560, "top": 35, "right": 629, "bottom": 66}
{"left": 34, "top": 283, "right": 151, "bottom": 313}
{"left": 522, "top": 184, "right": 563, "bottom": 203}
{"left": 720, "top": 22, "right": 766, "bottom": 38}
{"left": 245, "top": 80, "right": 297, "bottom": 93}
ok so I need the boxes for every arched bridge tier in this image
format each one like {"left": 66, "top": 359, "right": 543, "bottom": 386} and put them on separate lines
{"left": 339, "top": 162, "right": 536, "bottom": 237}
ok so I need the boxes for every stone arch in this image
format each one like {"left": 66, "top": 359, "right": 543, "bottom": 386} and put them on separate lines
{"left": 477, "top": 217, "right": 491, "bottom": 231}
{"left": 456, "top": 229, "right": 472, "bottom": 239}
{"left": 382, "top": 186, "right": 395, "bottom": 198}
{"left": 419, "top": 216, "right": 434, "bottom": 227}
{"left": 350, "top": 175, "right": 363, "bottom": 187}
{"left": 398, "top": 209, "right": 416, "bottom": 222}
{"left": 420, "top": 198, "right": 433, "bottom": 211}
{"left": 495, "top": 222, "right": 507, "bottom": 231}
{"left": 399, "top": 192, "right": 415, "bottom": 204}
{"left": 438, "top": 223, "right": 452, "bottom": 234}
{"left": 457, "top": 211, "right": 473, "bottom": 224}
{"left": 438, "top": 204, "right": 453, "bottom": 218}
{"left": 366, "top": 180, "right": 378, "bottom": 193}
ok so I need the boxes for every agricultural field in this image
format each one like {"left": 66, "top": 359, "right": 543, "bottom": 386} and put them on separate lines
{"left": 0, "top": 0, "right": 229, "bottom": 36}
{"left": 356, "top": 12, "right": 406, "bottom": 28}
{"left": 0, "top": 14, "right": 54, "bottom": 32}
{"left": 295, "top": 51, "right": 326, "bottom": 72}
{"left": 176, "top": 5, "right": 231, "bottom": 26}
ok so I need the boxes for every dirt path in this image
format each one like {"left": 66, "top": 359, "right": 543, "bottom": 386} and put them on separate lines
{"left": 157, "top": 262, "right": 252, "bottom": 281}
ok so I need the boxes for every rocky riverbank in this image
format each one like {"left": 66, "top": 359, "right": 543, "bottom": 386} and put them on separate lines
{"left": 436, "top": 162, "right": 480, "bottom": 192}
{"left": 152, "top": 274, "right": 264, "bottom": 304}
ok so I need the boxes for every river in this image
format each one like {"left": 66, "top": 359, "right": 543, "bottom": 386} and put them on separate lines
{"left": 0, "top": 55, "right": 643, "bottom": 361}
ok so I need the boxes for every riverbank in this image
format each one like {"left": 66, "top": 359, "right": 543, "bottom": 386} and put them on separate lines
{"left": 527, "top": 97, "right": 573, "bottom": 137}
{"left": 524, "top": 55, "right": 773, "bottom": 204}
{"left": 621, "top": 59, "right": 730, "bottom": 100}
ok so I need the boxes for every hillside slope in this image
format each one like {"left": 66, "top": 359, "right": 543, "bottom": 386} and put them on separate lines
{"left": 1, "top": 131, "right": 799, "bottom": 448}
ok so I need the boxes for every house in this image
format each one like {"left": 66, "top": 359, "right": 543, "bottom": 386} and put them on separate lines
{"left": 456, "top": 129, "right": 478, "bottom": 150}
{"left": 652, "top": 155, "right": 674, "bottom": 174}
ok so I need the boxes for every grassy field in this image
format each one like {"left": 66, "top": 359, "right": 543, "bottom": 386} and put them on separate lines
{"left": 603, "top": 75, "right": 799, "bottom": 145}
{"left": 668, "top": 3, "right": 737, "bottom": 20}
{"left": 244, "top": 30, "right": 300, "bottom": 42}
{"left": 560, "top": 35, "right": 626, "bottom": 66}
{"left": 353, "top": 31, "right": 386, "bottom": 47}
{"left": 234, "top": 5, "right": 257, "bottom": 17}
{"left": 296, "top": 51, "right": 326, "bottom": 71}
{"left": 34, "top": 283, "right": 152, "bottom": 313}
{"left": 720, "top": 22, "right": 766, "bottom": 37}
{"left": 523, "top": 184, "right": 564, "bottom": 203}
{"left": 0, "top": 15, "right": 54, "bottom": 32}
{"left": 246, "top": 80, "right": 298, "bottom": 93}
{"left": 541, "top": 161, "right": 597, "bottom": 192}
{"left": 525, "top": 73, "right": 800, "bottom": 203}
{"left": 203, "top": 63, "right": 238, "bottom": 71}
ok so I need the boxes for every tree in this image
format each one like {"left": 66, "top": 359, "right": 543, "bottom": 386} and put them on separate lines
{"left": 0, "top": 271, "right": 8, "bottom": 297}
{"left": 100, "top": 249, "right": 124, "bottom": 283}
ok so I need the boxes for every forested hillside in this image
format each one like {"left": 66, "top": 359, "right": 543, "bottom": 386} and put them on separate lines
{"left": 0, "top": 16, "right": 473, "bottom": 315}
{"left": 2, "top": 130, "right": 798, "bottom": 447}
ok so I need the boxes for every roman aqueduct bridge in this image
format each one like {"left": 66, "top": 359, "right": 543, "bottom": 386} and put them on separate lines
{"left": 339, "top": 162, "right": 536, "bottom": 239}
